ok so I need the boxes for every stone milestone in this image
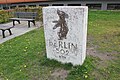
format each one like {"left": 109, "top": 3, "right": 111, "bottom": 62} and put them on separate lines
{"left": 43, "top": 6, "right": 88, "bottom": 65}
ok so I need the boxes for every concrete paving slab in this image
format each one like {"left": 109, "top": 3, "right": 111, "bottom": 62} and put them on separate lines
{"left": 0, "top": 21, "right": 41, "bottom": 44}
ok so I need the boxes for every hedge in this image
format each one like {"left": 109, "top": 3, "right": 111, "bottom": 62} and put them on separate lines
{"left": 0, "top": 10, "right": 13, "bottom": 23}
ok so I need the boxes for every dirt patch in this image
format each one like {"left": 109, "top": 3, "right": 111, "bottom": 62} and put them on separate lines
{"left": 50, "top": 68, "right": 69, "bottom": 80}
{"left": 87, "top": 47, "right": 115, "bottom": 61}
{"left": 86, "top": 47, "right": 119, "bottom": 69}
{"left": 86, "top": 47, "right": 115, "bottom": 79}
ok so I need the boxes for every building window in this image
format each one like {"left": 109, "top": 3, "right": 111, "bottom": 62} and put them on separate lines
{"left": 52, "top": 4, "right": 64, "bottom": 6}
{"left": 39, "top": 4, "right": 49, "bottom": 6}
{"left": 0, "top": 5, "right": 2, "bottom": 9}
{"left": 2, "top": 4, "right": 9, "bottom": 10}
{"left": 86, "top": 4, "right": 101, "bottom": 10}
{"left": 68, "top": 4, "right": 81, "bottom": 6}
{"left": 19, "top": 5, "right": 26, "bottom": 7}
{"left": 29, "top": 5, "right": 36, "bottom": 7}
{"left": 3, "top": 7, "right": 9, "bottom": 10}
{"left": 107, "top": 4, "right": 120, "bottom": 10}
{"left": 10, "top": 6, "right": 16, "bottom": 9}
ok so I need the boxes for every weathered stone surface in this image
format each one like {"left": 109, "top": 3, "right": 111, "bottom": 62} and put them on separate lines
{"left": 43, "top": 6, "right": 88, "bottom": 65}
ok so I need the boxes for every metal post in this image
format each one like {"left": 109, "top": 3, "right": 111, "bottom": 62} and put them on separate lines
{"left": 6, "top": 0, "right": 8, "bottom": 9}
{"left": 101, "top": 3, "right": 107, "bottom": 10}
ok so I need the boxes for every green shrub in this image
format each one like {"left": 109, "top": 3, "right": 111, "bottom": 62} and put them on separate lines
{"left": 0, "top": 10, "right": 13, "bottom": 23}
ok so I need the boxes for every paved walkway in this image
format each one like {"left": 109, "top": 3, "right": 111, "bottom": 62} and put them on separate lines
{"left": 0, "top": 21, "right": 41, "bottom": 44}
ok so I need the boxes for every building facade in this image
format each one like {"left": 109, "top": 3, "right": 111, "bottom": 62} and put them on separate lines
{"left": 0, "top": 0, "right": 120, "bottom": 10}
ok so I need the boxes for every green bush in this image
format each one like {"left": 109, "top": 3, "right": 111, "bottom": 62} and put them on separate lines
{"left": 0, "top": 10, "right": 13, "bottom": 23}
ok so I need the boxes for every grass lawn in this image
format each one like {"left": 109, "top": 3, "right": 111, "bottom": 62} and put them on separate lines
{"left": 0, "top": 10, "right": 120, "bottom": 80}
